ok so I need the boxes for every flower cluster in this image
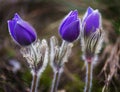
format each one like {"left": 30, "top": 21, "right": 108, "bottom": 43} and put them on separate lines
{"left": 7, "top": 7, "right": 103, "bottom": 92}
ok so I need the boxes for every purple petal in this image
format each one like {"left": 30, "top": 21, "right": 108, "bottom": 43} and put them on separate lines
{"left": 8, "top": 20, "right": 18, "bottom": 42}
{"left": 13, "top": 13, "right": 21, "bottom": 21}
{"left": 59, "top": 10, "right": 78, "bottom": 35}
{"left": 14, "top": 24, "right": 36, "bottom": 46}
{"left": 70, "top": 10, "right": 78, "bottom": 17}
{"left": 59, "top": 11, "right": 73, "bottom": 33}
{"left": 61, "top": 20, "right": 80, "bottom": 42}
{"left": 86, "top": 7, "right": 94, "bottom": 16}
{"left": 17, "top": 20, "right": 37, "bottom": 39}
{"left": 82, "top": 7, "right": 94, "bottom": 26}
{"left": 59, "top": 15, "right": 78, "bottom": 35}
{"left": 84, "top": 10, "right": 101, "bottom": 36}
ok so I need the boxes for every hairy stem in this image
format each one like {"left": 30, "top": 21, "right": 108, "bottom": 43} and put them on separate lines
{"left": 31, "top": 73, "right": 39, "bottom": 92}
{"left": 51, "top": 71, "right": 61, "bottom": 92}
{"left": 84, "top": 61, "right": 93, "bottom": 92}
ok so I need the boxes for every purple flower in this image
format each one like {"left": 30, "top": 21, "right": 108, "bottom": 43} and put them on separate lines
{"left": 59, "top": 10, "right": 80, "bottom": 42}
{"left": 82, "top": 7, "right": 101, "bottom": 36}
{"left": 8, "top": 13, "right": 37, "bottom": 46}
{"left": 81, "top": 7, "right": 103, "bottom": 59}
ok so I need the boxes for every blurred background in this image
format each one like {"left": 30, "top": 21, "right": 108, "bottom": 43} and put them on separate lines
{"left": 0, "top": 0, "right": 120, "bottom": 92}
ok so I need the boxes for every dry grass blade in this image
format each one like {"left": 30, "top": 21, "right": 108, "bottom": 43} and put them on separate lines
{"left": 100, "top": 37, "right": 120, "bottom": 92}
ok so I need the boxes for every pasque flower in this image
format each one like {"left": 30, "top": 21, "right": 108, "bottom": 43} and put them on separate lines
{"left": 8, "top": 13, "right": 37, "bottom": 46}
{"left": 50, "top": 10, "right": 80, "bottom": 92}
{"left": 81, "top": 7, "right": 103, "bottom": 92}
{"left": 81, "top": 7, "right": 103, "bottom": 58}
{"left": 8, "top": 13, "right": 48, "bottom": 92}
{"left": 59, "top": 10, "right": 80, "bottom": 42}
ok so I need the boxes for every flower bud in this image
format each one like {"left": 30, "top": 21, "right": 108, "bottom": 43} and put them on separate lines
{"left": 8, "top": 13, "right": 37, "bottom": 46}
{"left": 59, "top": 10, "right": 80, "bottom": 42}
{"left": 82, "top": 7, "right": 101, "bottom": 37}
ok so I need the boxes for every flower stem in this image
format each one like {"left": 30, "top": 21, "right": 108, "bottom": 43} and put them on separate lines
{"left": 84, "top": 61, "right": 93, "bottom": 92}
{"left": 31, "top": 73, "right": 39, "bottom": 92}
{"left": 51, "top": 71, "right": 61, "bottom": 92}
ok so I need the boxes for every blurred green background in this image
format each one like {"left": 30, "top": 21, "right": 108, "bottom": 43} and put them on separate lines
{"left": 0, "top": 0, "right": 120, "bottom": 92}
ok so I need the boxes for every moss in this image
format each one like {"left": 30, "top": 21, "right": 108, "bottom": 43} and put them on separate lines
{"left": 39, "top": 66, "right": 52, "bottom": 91}
{"left": 91, "top": 79, "right": 102, "bottom": 92}
{"left": 65, "top": 74, "right": 85, "bottom": 92}
{"left": 21, "top": 69, "right": 32, "bottom": 87}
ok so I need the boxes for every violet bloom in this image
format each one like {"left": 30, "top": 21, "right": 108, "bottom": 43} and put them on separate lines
{"left": 81, "top": 7, "right": 103, "bottom": 92}
{"left": 82, "top": 7, "right": 101, "bottom": 36}
{"left": 59, "top": 10, "right": 80, "bottom": 42}
{"left": 81, "top": 7, "right": 103, "bottom": 58}
{"left": 8, "top": 13, "right": 37, "bottom": 46}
